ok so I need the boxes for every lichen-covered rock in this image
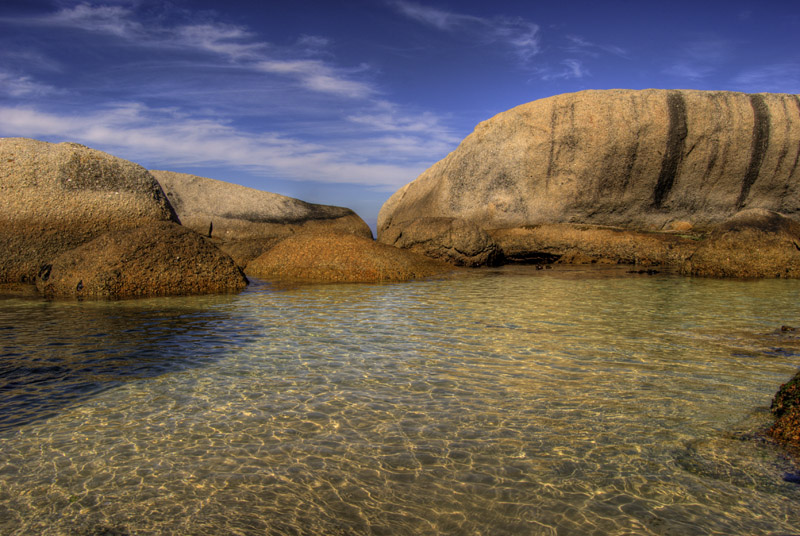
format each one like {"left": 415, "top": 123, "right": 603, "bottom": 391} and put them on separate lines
{"left": 681, "top": 209, "right": 800, "bottom": 278}
{"left": 379, "top": 217, "right": 500, "bottom": 267}
{"left": 151, "top": 170, "right": 373, "bottom": 267}
{"left": 769, "top": 370, "right": 800, "bottom": 450}
{"left": 378, "top": 90, "right": 800, "bottom": 270}
{"left": 36, "top": 222, "right": 247, "bottom": 299}
{"left": 245, "top": 232, "right": 452, "bottom": 283}
{"left": 0, "top": 138, "right": 177, "bottom": 283}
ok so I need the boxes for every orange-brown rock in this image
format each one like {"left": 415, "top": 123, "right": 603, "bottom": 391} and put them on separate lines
{"left": 151, "top": 170, "right": 373, "bottom": 268}
{"left": 378, "top": 90, "right": 800, "bottom": 274}
{"left": 379, "top": 217, "right": 501, "bottom": 267}
{"left": 36, "top": 222, "right": 247, "bottom": 300}
{"left": 245, "top": 232, "right": 452, "bottom": 283}
{"left": 681, "top": 209, "right": 800, "bottom": 278}
{"left": 1, "top": 138, "right": 177, "bottom": 283}
{"left": 490, "top": 224, "right": 695, "bottom": 266}
{"left": 769, "top": 370, "right": 800, "bottom": 452}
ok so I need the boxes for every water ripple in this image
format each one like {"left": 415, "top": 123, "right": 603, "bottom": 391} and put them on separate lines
{"left": 1, "top": 268, "right": 799, "bottom": 534}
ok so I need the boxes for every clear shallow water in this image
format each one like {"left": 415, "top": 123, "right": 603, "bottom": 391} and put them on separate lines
{"left": 1, "top": 266, "right": 799, "bottom": 535}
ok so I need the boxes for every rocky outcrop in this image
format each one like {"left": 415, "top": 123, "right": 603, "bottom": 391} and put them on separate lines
{"left": 151, "top": 170, "right": 373, "bottom": 268}
{"left": 379, "top": 217, "right": 500, "bottom": 266}
{"left": 1, "top": 138, "right": 177, "bottom": 283}
{"left": 682, "top": 209, "right": 800, "bottom": 278}
{"left": 490, "top": 224, "right": 695, "bottom": 266}
{"left": 769, "top": 370, "right": 800, "bottom": 451}
{"left": 378, "top": 90, "right": 800, "bottom": 272}
{"left": 37, "top": 222, "right": 247, "bottom": 299}
{"left": 245, "top": 232, "right": 452, "bottom": 283}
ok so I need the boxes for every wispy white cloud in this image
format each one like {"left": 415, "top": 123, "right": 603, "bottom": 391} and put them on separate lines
{"left": 37, "top": 3, "right": 142, "bottom": 37}
{"left": 732, "top": 63, "right": 800, "bottom": 93}
{"left": 565, "top": 35, "right": 628, "bottom": 59}
{"left": 663, "top": 38, "right": 732, "bottom": 80}
{"left": 8, "top": 2, "right": 368, "bottom": 98}
{"left": 0, "top": 70, "right": 60, "bottom": 97}
{"left": 0, "top": 103, "right": 446, "bottom": 188}
{"left": 256, "top": 60, "right": 374, "bottom": 99}
{"left": 535, "top": 59, "right": 588, "bottom": 81}
{"left": 0, "top": 2, "right": 462, "bottom": 194}
{"left": 392, "top": 1, "right": 541, "bottom": 64}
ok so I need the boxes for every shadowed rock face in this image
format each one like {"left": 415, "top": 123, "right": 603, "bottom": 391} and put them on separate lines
{"left": 0, "top": 138, "right": 177, "bottom": 283}
{"left": 681, "top": 208, "right": 800, "bottom": 278}
{"left": 36, "top": 222, "right": 247, "bottom": 300}
{"left": 378, "top": 89, "right": 800, "bottom": 236}
{"left": 151, "top": 170, "right": 373, "bottom": 267}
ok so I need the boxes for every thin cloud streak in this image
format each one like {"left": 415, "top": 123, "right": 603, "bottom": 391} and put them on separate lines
{"left": 0, "top": 104, "right": 441, "bottom": 189}
{"left": 732, "top": 63, "right": 800, "bottom": 93}
{"left": 9, "top": 3, "right": 368, "bottom": 98}
{"left": 392, "top": 1, "right": 541, "bottom": 64}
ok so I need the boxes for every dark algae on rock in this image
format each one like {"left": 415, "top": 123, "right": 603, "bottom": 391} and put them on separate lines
{"left": 770, "top": 370, "right": 800, "bottom": 451}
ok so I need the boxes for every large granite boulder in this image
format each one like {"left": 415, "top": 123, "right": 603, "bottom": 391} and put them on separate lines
{"left": 379, "top": 217, "right": 501, "bottom": 267}
{"left": 36, "top": 222, "right": 247, "bottom": 299}
{"left": 378, "top": 90, "right": 800, "bottom": 270}
{"left": 681, "top": 209, "right": 800, "bottom": 278}
{"left": 245, "top": 231, "right": 452, "bottom": 283}
{"left": 151, "top": 170, "right": 373, "bottom": 268}
{"left": 0, "top": 138, "right": 177, "bottom": 283}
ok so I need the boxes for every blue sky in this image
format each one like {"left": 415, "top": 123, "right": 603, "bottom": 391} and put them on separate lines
{"left": 1, "top": 1, "right": 798, "bottom": 233}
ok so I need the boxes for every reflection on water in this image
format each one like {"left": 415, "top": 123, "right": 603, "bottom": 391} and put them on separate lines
{"left": 1, "top": 267, "right": 799, "bottom": 535}
{"left": 0, "top": 293, "right": 251, "bottom": 431}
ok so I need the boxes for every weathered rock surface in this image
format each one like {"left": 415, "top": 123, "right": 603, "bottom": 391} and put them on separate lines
{"left": 490, "top": 224, "right": 695, "bottom": 266}
{"left": 378, "top": 89, "right": 800, "bottom": 272}
{"left": 379, "top": 217, "right": 500, "bottom": 266}
{"left": 246, "top": 232, "right": 452, "bottom": 283}
{"left": 1, "top": 138, "right": 177, "bottom": 283}
{"left": 682, "top": 209, "right": 800, "bottom": 278}
{"left": 769, "top": 370, "right": 800, "bottom": 451}
{"left": 37, "top": 222, "right": 247, "bottom": 299}
{"left": 151, "top": 170, "right": 373, "bottom": 268}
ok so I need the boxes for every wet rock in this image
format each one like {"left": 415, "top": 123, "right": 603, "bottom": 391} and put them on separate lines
{"left": 0, "top": 138, "right": 177, "bottom": 284}
{"left": 682, "top": 209, "right": 800, "bottom": 278}
{"left": 36, "top": 222, "right": 247, "bottom": 299}
{"left": 151, "top": 170, "right": 373, "bottom": 268}
{"left": 769, "top": 370, "right": 800, "bottom": 452}
{"left": 245, "top": 231, "right": 452, "bottom": 283}
{"left": 378, "top": 217, "right": 500, "bottom": 267}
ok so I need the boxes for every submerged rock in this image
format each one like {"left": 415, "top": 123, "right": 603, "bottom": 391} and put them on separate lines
{"left": 37, "top": 222, "right": 247, "bottom": 299}
{"left": 769, "top": 371, "right": 800, "bottom": 451}
{"left": 0, "top": 138, "right": 177, "bottom": 284}
{"left": 377, "top": 89, "right": 800, "bottom": 274}
{"left": 245, "top": 232, "right": 452, "bottom": 283}
{"left": 682, "top": 209, "right": 800, "bottom": 278}
{"left": 151, "top": 170, "right": 373, "bottom": 268}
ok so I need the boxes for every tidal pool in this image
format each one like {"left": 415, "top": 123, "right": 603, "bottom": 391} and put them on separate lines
{"left": 1, "top": 266, "right": 799, "bottom": 535}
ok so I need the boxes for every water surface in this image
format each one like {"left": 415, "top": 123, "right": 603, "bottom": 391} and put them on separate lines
{"left": 1, "top": 266, "right": 799, "bottom": 535}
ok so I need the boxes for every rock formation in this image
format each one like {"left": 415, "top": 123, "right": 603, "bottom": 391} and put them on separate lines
{"left": 378, "top": 89, "right": 800, "bottom": 274}
{"left": 378, "top": 217, "right": 500, "bottom": 267}
{"left": 682, "top": 209, "right": 800, "bottom": 278}
{"left": 37, "top": 222, "right": 247, "bottom": 300}
{"left": 245, "top": 231, "right": 452, "bottom": 283}
{"left": 769, "top": 370, "right": 800, "bottom": 452}
{"left": 0, "top": 138, "right": 177, "bottom": 283}
{"left": 151, "top": 170, "right": 373, "bottom": 268}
